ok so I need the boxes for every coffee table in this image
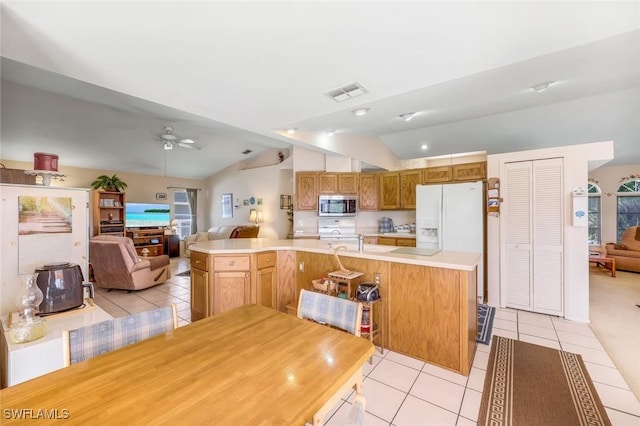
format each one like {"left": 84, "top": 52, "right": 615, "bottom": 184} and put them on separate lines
{"left": 589, "top": 253, "right": 616, "bottom": 277}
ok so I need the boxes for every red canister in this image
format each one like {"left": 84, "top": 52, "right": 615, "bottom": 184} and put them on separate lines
{"left": 34, "top": 152, "right": 59, "bottom": 171}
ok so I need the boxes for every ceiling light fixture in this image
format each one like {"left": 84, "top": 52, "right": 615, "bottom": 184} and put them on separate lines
{"left": 531, "top": 81, "right": 554, "bottom": 92}
{"left": 399, "top": 113, "right": 416, "bottom": 121}
{"left": 421, "top": 144, "right": 428, "bottom": 150}
{"left": 163, "top": 141, "right": 173, "bottom": 150}
{"left": 286, "top": 128, "right": 297, "bottom": 134}
{"left": 352, "top": 107, "right": 370, "bottom": 116}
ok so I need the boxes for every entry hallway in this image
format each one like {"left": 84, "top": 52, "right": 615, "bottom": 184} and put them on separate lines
{"left": 93, "top": 258, "right": 640, "bottom": 425}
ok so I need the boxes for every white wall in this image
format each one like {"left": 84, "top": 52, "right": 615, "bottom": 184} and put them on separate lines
{"left": 486, "top": 141, "right": 614, "bottom": 323}
{"left": 203, "top": 163, "right": 294, "bottom": 239}
{"left": 588, "top": 163, "right": 640, "bottom": 244}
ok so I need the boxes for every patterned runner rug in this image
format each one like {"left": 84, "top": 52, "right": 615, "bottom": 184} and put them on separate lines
{"left": 478, "top": 336, "right": 611, "bottom": 426}
{"left": 477, "top": 304, "right": 495, "bottom": 345}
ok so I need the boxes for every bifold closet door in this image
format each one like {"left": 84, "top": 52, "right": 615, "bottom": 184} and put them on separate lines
{"left": 503, "top": 158, "right": 564, "bottom": 316}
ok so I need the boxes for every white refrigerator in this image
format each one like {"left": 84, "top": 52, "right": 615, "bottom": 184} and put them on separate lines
{"left": 416, "top": 181, "right": 485, "bottom": 302}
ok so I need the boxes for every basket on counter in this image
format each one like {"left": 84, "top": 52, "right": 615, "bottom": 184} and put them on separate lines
{"left": 312, "top": 279, "right": 336, "bottom": 293}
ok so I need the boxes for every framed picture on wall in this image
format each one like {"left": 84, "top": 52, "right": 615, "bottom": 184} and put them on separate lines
{"left": 221, "top": 193, "right": 233, "bottom": 218}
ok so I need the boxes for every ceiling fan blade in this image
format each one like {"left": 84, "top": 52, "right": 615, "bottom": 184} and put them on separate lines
{"left": 177, "top": 142, "right": 202, "bottom": 150}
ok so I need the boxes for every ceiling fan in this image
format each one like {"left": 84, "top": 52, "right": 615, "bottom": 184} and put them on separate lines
{"left": 159, "top": 126, "right": 201, "bottom": 150}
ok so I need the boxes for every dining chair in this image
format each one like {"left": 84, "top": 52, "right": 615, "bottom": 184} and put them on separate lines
{"left": 297, "top": 288, "right": 363, "bottom": 337}
{"left": 296, "top": 289, "right": 366, "bottom": 425}
{"left": 62, "top": 304, "right": 178, "bottom": 366}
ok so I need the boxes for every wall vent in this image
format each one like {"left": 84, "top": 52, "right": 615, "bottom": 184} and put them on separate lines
{"left": 241, "top": 149, "right": 252, "bottom": 155}
{"left": 324, "top": 82, "right": 367, "bottom": 102}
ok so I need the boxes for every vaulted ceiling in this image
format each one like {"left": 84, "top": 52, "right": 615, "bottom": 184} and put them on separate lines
{"left": 1, "top": 2, "right": 639, "bottom": 179}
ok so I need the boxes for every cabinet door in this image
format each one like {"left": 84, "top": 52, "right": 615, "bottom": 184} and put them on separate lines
{"left": 400, "top": 170, "right": 421, "bottom": 209}
{"left": 318, "top": 173, "right": 338, "bottom": 194}
{"left": 363, "top": 236, "right": 378, "bottom": 245}
{"left": 388, "top": 263, "right": 429, "bottom": 360}
{"left": 378, "top": 237, "right": 396, "bottom": 246}
{"left": 257, "top": 266, "right": 276, "bottom": 309}
{"left": 358, "top": 174, "right": 379, "bottom": 211}
{"left": 379, "top": 172, "right": 400, "bottom": 210}
{"left": 396, "top": 238, "right": 416, "bottom": 247}
{"left": 423, "top": 167, "right": 452, "bottom": 184}
{"left": 338, "top": 173, "right": 358, "bottom": 194}
{"left": 452, "top": 162, "right": 486, "bottom": 182}
{"left": 296, "top": 172, "right": 318, "bottom": 210}
{"left": 213, "top": 271, "right": 249, "bottom": 314}
{"left": 426, "top": 268, "right": 461, "bottom": 371}
{"left": 190, "top": 268, "right": 209, "bottom": 321}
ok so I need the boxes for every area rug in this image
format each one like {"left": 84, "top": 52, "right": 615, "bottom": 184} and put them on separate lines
{"left": 478, "top": 336, "right": 611, "bottom": 426}
{"left": 477, "top": 304, "right": 496, "bottom": 345}
{"left": 176, "top": 270, "right": 191, "bottom": 277}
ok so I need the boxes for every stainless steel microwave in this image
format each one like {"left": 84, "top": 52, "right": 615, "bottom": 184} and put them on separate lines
{"left": 318, "top": 195, "right": 357, "bottom": 216}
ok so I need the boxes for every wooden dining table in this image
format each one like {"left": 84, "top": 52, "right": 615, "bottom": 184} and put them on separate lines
{"left": 0, "top": 304, "right": 374, "bottom": 425}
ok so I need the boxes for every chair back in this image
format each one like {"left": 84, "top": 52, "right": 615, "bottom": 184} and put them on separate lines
{"left": 90, "top": 236, "right": 141, "bottom": 286}
{"left": 63, "top": 304, "right": 178, "bottom": 366}
{"left": 297, "top": 289, "right": 363, "bottom": 337}
{"left": 230, "top": 225, "right": 260, "bottom": 238}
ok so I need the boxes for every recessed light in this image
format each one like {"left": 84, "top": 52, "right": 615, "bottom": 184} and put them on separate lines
{"left": 421, "top": 144, "right": 428, "bottom": 150}
{"left": 531, "top": 81, "right": 554, "bottom": 92}
{"left": 286, "top": 128, "right": 297, "bottom": 134}
{"left": 352, "top": 108, "right": 370, "bottom": 116}
{"left": 399, "top": 113, "right": 416, "bottom": 121}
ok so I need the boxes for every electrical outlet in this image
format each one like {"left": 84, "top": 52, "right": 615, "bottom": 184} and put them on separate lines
{"left": 374, "top": 273, "right": 381, "bottom": 285}
{"left": 299, "top": 261, "right": 304, "bottom": 272}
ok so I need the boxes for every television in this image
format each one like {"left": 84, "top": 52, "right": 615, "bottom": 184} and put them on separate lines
{"left": 125, "top": 203, "right": 171, "bottom": 228}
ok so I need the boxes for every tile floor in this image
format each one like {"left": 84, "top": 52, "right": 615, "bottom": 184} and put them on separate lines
{"left": 93, "top": 258, "right": 640, "bottom": 426}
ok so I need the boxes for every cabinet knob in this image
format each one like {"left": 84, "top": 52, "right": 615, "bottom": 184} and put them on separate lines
{"left": 229, "top": 261, "right": 235, "bottom": 266}
{"left": 195, "top": 260, "right": 201, "bottom": 264}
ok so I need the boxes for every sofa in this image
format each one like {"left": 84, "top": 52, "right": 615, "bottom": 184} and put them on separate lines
{"left": 90, "top": 235, "right": 171, "bottom": 290}
{"left": 184, "top": 225, "right": 260, "bottom": 255}
{"left": 605, "top": 226, "right": 640, "bottom": 273}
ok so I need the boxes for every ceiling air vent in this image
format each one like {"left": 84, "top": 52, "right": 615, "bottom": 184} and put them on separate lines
{"left": 241, "top": 149, "right": 252, "bottom": 155}
{"left": 324, "top": 82, "right": 367, "bottom": 102}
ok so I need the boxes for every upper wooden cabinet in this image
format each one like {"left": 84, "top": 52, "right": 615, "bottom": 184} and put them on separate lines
{"left": 358, "top": 173, "right": 379, "bottom": 211}
{"left": 338, "top": 173, "right": 358, "bottom": 194}
{"left": 295, "top": 172, "right": 318, "bottom": 211}
{"left": 423, "top": 166, "right": 453, "bottom": 184}
{"left": 400, "top": 170, "right": 421, "bottom": 209}
{"left": 452, "top": 162, "right": 486, "bottom": 182}
{"left": 318, "top": 173, "right": 358, "bottom": 194}
{"left": 379, "top": 172, "right": 401, "bottom": 210}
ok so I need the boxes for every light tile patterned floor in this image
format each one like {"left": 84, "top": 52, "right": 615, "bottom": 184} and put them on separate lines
{"left": 93, "top": 258, "right": 640, "bottom": 425}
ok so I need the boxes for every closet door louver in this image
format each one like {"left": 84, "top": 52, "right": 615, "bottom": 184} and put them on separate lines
{"left": 503, "top": 158, "right": 564, "bottom": 315}
{"left": 532, "top": 158, "right": 564, "bottom": 315}
{"left": 504, "top": 161, "right": 533, "bottom": 310}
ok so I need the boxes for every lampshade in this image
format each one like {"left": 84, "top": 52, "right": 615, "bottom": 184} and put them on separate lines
{"left": 249, "top": 209, "right": 263, "bottom": 224}
{"left": 170, "top": 219, "right": 178, "bottom": 227}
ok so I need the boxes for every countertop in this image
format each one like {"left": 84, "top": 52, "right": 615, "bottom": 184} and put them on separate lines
{"left": 190, "top": 238, "right": 480, "bottom": 271}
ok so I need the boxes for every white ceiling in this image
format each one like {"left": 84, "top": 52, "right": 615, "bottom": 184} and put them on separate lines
{"left": 1, "top": 1, "right": 639, "bottom": 179}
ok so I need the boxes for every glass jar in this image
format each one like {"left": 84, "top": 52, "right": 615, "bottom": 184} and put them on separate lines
{"left": 9, "top": 274, "right": 47, "bottom": 344}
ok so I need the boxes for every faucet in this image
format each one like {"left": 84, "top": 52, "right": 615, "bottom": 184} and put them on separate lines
{"left": 357, "top": 234, "right": 364, "bottom": 253}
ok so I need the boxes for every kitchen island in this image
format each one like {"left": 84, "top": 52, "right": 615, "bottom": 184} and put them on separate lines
{"left": 190, "top": 238, "right": 480, "bottom": 375}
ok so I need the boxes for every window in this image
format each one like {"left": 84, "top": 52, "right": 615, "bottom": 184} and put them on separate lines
{"left": 173, "top": 189, "right": 197, "bottom": 239}
{"left": 587, "top": 183, "right": 601, "bottom": 245}
{"left": 616, "top": 178, "right": 640, "bottom": 242}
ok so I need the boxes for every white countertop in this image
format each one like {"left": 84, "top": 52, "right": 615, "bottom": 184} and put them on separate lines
{"left": 190, "top": 238, "right": 480, "bottom": 271}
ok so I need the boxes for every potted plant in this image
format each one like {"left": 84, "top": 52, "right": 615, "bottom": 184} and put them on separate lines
{"left": 90, "top": 174, "right": 128, "bottom": 192}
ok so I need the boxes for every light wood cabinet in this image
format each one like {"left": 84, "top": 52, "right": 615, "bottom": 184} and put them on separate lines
{"left": 295, "top": 172, "right": 318, "bottom": 211}
{"left": 358, "top": 173, "right": 379, "bottom": 211}
{"left": 212, "top": 255, "right": 251, "bottom": 314}
{"left": 379, "top": 172, "right": 401, "bottom": 210}
{"left": 338, "top": 173, "right": 358, "bottom": 194}
{"left": 377, "top": 236, "right": 416, "bottom": 247}
{"left": 92, "top": 191, "right": 125, "bottom": 236}
{"left": 400, "top": 170, "right": 421, "bottom": 209}
{"left": 318, "top": 173, "right": 338, "bottom": 194}
{"left": 452, "top": 162, "right": 486, "bottom": 182}
{"left": 423, "top": 166, "right": 452, "bottom": 184}
{"left": 190, "top": 251, "right": 210, "bottom": 321}
{"left": 257, "top": 251, "right": 277, "bottom": 309}
{"left": 363, "top": 236, "right": 378, "bottom": 245}
{"left": 126, "top": 229, "right": 164, "bottom": 256}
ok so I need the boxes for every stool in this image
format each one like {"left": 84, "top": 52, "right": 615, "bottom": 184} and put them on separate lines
{"left": 361, "top": 298, "right": 384, "bottom": 363}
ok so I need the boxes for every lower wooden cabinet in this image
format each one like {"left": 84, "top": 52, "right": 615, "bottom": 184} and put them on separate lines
{"left": 257, "top": 251, "right": 277, "bottom": 309}
{"left": 213, "top": 271, "right": 250, "bottom": 314}
{"left": 190, "top": 268, "right": 208, "bottom": 321}
{"left": 378, "top": 237, "right": 416, "bottom": 247}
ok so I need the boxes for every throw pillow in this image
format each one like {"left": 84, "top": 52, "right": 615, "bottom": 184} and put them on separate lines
{"left": 195, "top": 232, "right": 209, "bottom": 242}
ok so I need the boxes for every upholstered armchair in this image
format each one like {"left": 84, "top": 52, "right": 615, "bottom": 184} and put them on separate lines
{"left": 605, "top": 226, "right": 640, "bottom": 273}
{"left": 90, "top": 235, "right": 171, "bottom": 291}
